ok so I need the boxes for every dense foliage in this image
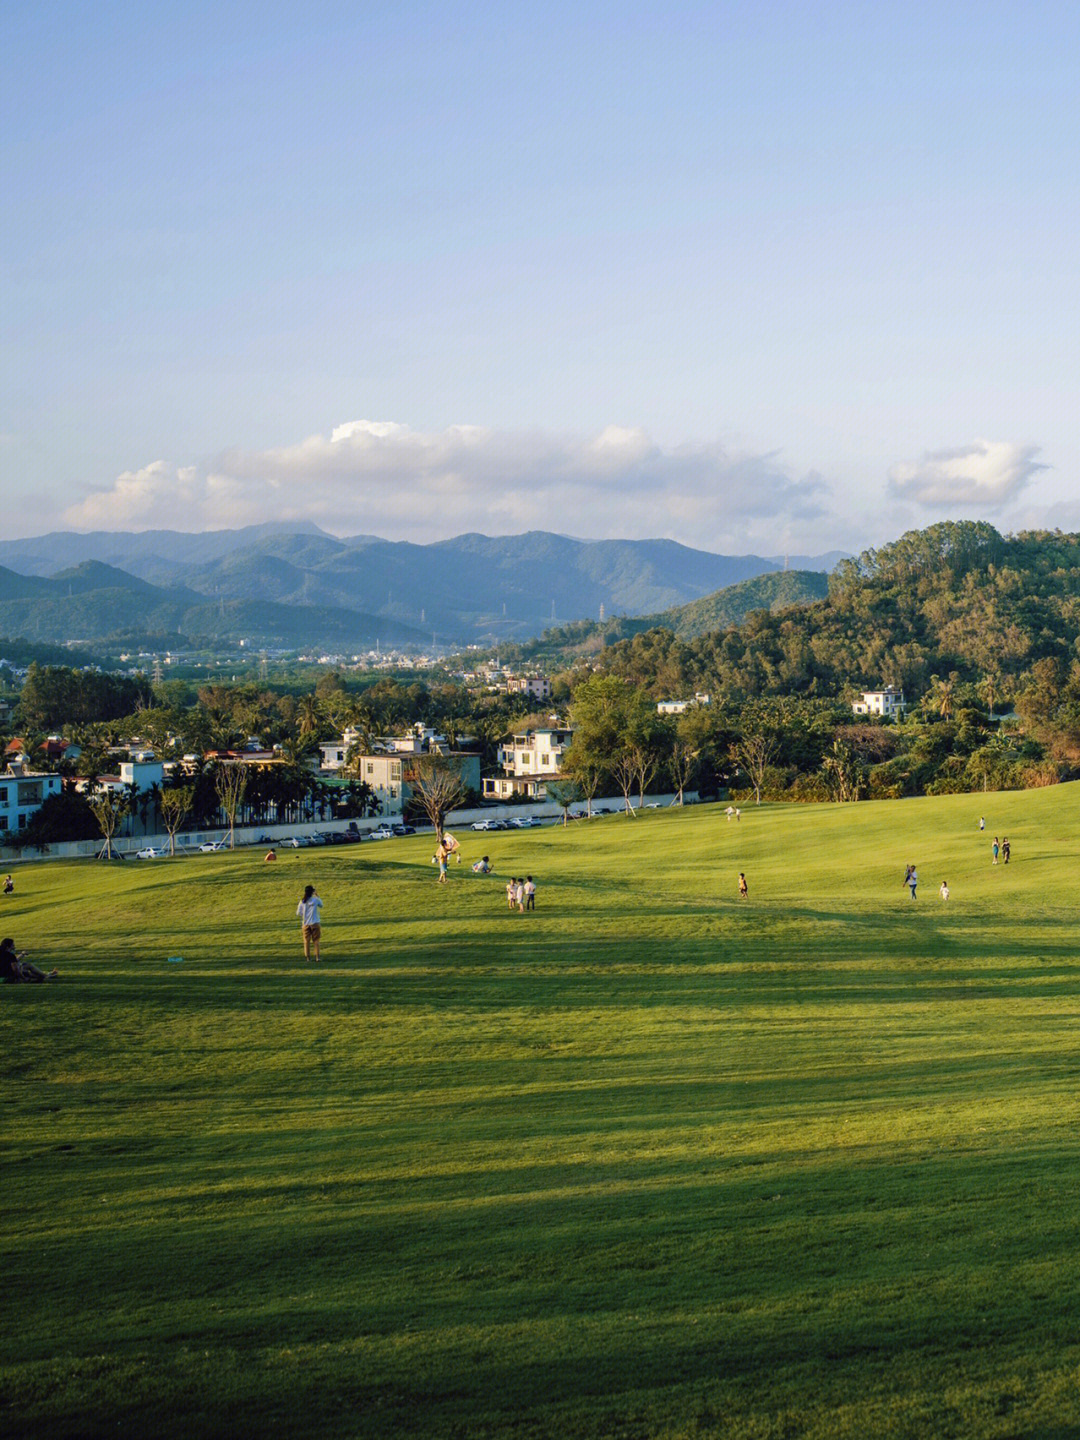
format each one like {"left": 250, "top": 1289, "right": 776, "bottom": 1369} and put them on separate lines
{"left": 9, "top": 523, "right": 1080, "bottom": 818}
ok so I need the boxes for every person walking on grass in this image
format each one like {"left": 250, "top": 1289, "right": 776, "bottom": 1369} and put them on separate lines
{"left": 435, "top": 841, "right": 449, "bottom": 884}
{"left": 904, "top": 865, "right": 918, "bottom": 900}
{"left": 979, "top": 816, "right": 985, "bottom": 831}
{"left": 992, "top": 837, "right": 1000, "bottom": 865}
{"left": 1002, "top": 836, "right": 1011, "bottom": 864}
{"left": 296, "top": 884, "right": 323, "bottom": 962}
{"left": 737, "top": 872, "right": 748, "bottom": 899}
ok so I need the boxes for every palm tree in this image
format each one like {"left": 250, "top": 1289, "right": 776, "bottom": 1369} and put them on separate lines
{"left": 297, "top": 693, "right": 323, "bottom": 737}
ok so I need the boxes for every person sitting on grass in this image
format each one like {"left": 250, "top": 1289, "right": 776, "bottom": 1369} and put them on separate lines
{"left": 472, "top": 855, "right": 491, "bottom": 874}
{"left": 0, "top": 937, "right": 58, "bottom": 983}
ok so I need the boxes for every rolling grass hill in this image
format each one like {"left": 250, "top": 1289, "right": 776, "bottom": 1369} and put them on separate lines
{"left": 5, "top": 787, "right": 1080, "bottom": 1437}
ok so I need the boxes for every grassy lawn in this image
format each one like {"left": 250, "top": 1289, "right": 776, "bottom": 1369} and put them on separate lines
{"left": 5, "top": 790, "right": 1080, "bottom": 1438}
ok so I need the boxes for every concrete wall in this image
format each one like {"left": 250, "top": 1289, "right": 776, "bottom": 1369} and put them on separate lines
{"left": 0, "top": 792, "right": 698, "bottom": 864}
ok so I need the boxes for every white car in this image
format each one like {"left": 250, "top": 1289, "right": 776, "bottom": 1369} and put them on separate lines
{"left": 199, "top": 839, "right": 228, "bottom": 852}
{"left": 136, "top": 846, "right": 167, "bottom": 859}
{"left": 368, "top": 826, "right": 395, "bottom": 840}
{"left": 471, "top": 819, "right": 503, "bottom": 831}
{"left": 510, "top": 816, "right": 541, "bottom": 828}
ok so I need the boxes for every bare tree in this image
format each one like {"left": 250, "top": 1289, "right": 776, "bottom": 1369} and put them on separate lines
{"left": 612, "top": 752, "right": 639, "bottom": 816}
{"left": 668, "top": 735, "right": 698, "bottom": 806}
{"left": 406, "top": 754, "right": 468, "bottom": 844}
{"left": 159, "top": 786, "right": 194, "bottom": 856}
{"left": 89, "top": 789, "right": 131, "bottom": 861}
{"left": 628, "top": 740, "right": 661, "bottom": 810}
{"left": 214, "top": 763, "right": 249, "bottom": 848}
{"left": 729, "top": 731, "right": 778, "bottom": 805}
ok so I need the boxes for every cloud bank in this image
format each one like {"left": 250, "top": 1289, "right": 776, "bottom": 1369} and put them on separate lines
{"left": 62, "top": 421, "right": 832, "bottom": 550}
{"left": 887, "top": 441, "right": 1046, "bottom": 508}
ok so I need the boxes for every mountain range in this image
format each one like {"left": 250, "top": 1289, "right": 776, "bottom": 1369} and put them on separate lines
{"left": 0, "top": 526, "right": 844, "bottom": 650}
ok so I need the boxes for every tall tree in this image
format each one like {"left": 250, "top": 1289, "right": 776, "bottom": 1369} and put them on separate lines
{"left": 89, "top": 789, "right": 130, "bottom": 860}
{"left": 214, "top": 763, "right": 249, "bottom": 848}
{"left": 159, "top": 786, "right": 194, "bottom": 855}
{"left": 405, "top": 754, "right": 468, "bottom": 843}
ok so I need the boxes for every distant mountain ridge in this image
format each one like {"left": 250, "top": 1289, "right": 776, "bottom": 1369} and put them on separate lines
{"left": 0, "top": 527, "right": 843, "bottom": 648}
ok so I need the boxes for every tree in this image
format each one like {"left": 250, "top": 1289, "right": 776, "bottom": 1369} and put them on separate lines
{"left": 611, "top": 751, "right": 639, "bottom": 815}
{"left": 214, "top": 763, "right": 249, "bottom": 848}
{"left": 89, "top": 789, "right": 131, "bottom": 860}
{"left": 667, "top": 730, "right": 699, "bottom": 806}
{"left": 12, "top": 787, "right": 98, "bottom": 849}
{"left": 729, "top": 731, "right": 778, "bottom": 805}
{"left": 544, "top": 778, "right": 582, "bottom": 825}
{"left": 821, "top": 738, "right": 866, "bottom": 803}
{"left": 405, "top": 754, "right": 468, "bottom": 843}
{"left": 159, "top": 786, "right": 194, "bottom": 855}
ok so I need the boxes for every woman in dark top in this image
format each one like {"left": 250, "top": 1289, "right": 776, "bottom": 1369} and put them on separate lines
{"left": 0, "top": 937, "right": 58, "bottom": 982}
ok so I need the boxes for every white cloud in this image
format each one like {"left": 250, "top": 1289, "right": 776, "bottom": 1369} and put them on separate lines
{"left": 887, "top": 441, "right": 1046, "bottom": 508}
{"left": 61, "top": 421, "right": 836, "bottom": 551}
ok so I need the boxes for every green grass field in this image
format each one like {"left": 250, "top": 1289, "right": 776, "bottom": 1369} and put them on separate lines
{"left": 5, "top": 791, "right": 1080, "bottom": 1439}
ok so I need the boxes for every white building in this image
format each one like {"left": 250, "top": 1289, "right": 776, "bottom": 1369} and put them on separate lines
{"left": 0, "top": 761, "right": 62, "bottom": 835}
{"left": 483, "top": 727, "right": 572, "bottom": 801}
{"left": 348, "top": 754, "right": 405, "bottom": 817}
{"left": 657, "top": 692, "right": 712, "bottom": 715}
{"left": 852, "top": 687, "right": 906, "bottom": 718}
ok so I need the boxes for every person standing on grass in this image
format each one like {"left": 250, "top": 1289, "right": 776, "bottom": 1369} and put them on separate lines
{"left": 979, "top": 816, "right": 985, "bottom": 831}
{"left": 737, "top": 872, "right": 748, "bottom": 899}
{"left": 524, "top": 876, "right": 536, "bottom": 910}
{"left": 296, "top": 884, "right": 323, "bottom": 962}
{"left": 940, "top": 880, "right": 949, "bottom": 900}
{"left": 992, "top": 837, "right": 1000, "bottom": 864}
{"left": 1002, "top": 836, "right": 1011, "bottom": 864}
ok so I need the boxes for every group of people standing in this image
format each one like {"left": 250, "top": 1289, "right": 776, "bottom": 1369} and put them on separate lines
{"left": 506, "top": 877, "right": 536, "bottom": 911}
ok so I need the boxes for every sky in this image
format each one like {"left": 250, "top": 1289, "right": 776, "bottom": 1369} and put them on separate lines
{"left": 3, "top": 1, "right": 1079, "bottom": 556}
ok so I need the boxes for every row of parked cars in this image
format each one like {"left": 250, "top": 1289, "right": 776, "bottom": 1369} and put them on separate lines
{"left": 470, "top": 816, "right": 544, "bottom": 831}
{"left": 133, "top": 814, "right": 569, "bottom": 858}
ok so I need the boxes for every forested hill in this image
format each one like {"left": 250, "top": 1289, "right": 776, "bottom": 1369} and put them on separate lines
{"left": 575, "top": 523, "right": 1080, "bottom": 718}
{"left": 499, "top": 569, "right": 830, "bottom": 665}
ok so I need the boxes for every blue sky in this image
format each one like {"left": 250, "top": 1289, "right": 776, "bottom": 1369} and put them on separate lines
{"left": 3, "top": 1, "right": 1078, "bottom": 552}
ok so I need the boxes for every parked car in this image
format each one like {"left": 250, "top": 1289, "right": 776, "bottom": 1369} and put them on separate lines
{"left": 509, "top": 816, "right": 541, "bottom": 828}
{"left": 199, "top": 839, "right": 228, "bottom": 852}
{"left": 391, "top": 824, "right": 417, "bottom": 836}
{"left": 471, "top": 818, "right": 505, "bottom": 831}
{"left": 136, "top": 846, "right": 167, "bottom": 859}
{"left": 368, "top": 826, "right": 395, "bottom": 840}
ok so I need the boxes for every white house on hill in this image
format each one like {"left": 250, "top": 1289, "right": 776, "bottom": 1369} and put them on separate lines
{"left": 852, "top": 687, "right": 906, "bottom": 718}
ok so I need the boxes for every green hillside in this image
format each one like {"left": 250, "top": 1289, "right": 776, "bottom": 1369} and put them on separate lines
{"left": 657, "top": 567, "right": 829, "bottom": 637}
{"left": 6, "top": 786, "right": 1080, "bottom": 1437}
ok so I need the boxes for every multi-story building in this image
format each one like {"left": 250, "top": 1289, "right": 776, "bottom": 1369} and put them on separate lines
{"left": 852, "top": 687, "right": 906, "bottom": 718}
{"left": 0, "top": 760, "right": 62, "bottom": 836}
{"left": 507, "top": 674, "right": 552, "bottom": 701}
{"left": 483, "top": 726, "right": 572, "bottom": 801}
